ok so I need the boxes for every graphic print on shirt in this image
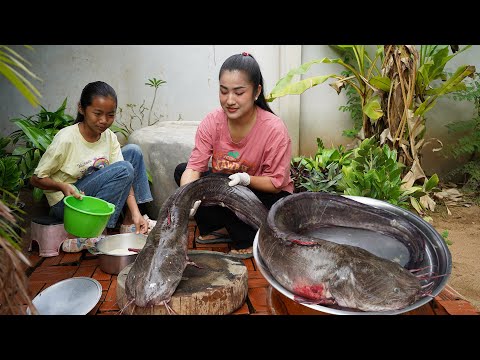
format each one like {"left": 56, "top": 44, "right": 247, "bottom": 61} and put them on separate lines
{"left": 80, "top": 157, "right": 110, "bottom": 177}
{"left": 212, "top": 150, "right": 255, "bottom": 174}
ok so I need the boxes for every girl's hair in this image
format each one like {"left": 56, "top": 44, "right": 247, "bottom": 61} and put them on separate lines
{"left": 219, "top": 53, "right": 275, "bottom": 115}
{"left": 74, "top": 81, "right": 118, "bottom": 123}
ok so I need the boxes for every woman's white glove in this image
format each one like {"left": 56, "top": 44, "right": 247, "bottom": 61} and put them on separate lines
{"left": 228, "top": 172, "right": 251, "bottom": 187}
{"left": 189, "top": 200, "right": 202, "bottom": 218}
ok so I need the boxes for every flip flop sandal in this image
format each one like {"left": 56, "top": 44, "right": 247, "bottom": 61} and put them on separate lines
{"left": 226, "top": 250, "right": 253, "bottom": 259}
{"left": 120, "top": 224, "right": 136, "bottom": 234}
{"left": 62, "top": 236, "right": 104, "bottom": 253}
{"left": 195, "top": 230, "right": 232, "bottom": 244}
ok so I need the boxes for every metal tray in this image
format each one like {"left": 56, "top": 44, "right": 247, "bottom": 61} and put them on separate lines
{"left": 27, "top": 277, "right": 102, "bottom": 315}
{"left": 253, "top": 195, "right": 452, "bottom": 315}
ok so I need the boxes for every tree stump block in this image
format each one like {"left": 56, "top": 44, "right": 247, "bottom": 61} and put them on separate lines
{"left": 116, "top": 250, "right": 248, "bottom": 315}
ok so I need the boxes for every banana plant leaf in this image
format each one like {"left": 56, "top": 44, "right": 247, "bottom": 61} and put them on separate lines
{"left": 266, "top": 57, "right": 356, "bottom": 102}
{"left": 415, "top": 65, "right": 476, "bottom": 116}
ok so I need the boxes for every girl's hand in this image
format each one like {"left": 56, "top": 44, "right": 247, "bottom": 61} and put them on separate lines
{"left": 132, "top": 213, "right": 148, "bottom": 234}
{"left": 63, "top": 183, "right": 83, "bottom": 200}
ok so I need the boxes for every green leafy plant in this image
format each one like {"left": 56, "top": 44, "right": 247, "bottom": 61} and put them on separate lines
{"left": 290, "top": 138, "right": 352, "bottom": 193}
{"left": 441, "top": 230, "right": 452, "bottom": 246}
{"left": 299, "top": 163, "right": 343, "bottom": 193}
{"left": 0, "top": 136, "right": 25, "bottom": 200}
{"left": 445, "top": 117, "right": 480, "bottom": 159}
{"left": 339, "top": 81, "right": 362, "bottom": 138}
{"left": 444, "top": 118, "right": 480, "bottom": 191}
{"left": 444, "top": 72, "right": 480, "bottom": 192}
{"left": 0, "top": 136, "right": 10, "bottom": 157}
{"left": 291, "top": 136, "right": 439, "bottom": 214}
{"left": 408, "top": 173, "right": 440, "bottom": 215}
{"left": 338, "top": 137, "right": 412, "bottom": 207}
{"left": 337, "top": 51, "right": 366, "bottom": 138}
{"left": 0, "top": 154, "right": 23, "bottom": 198}
{"left": 8, "top": 98, "right": 75, "bottom": 201}
{"left": 146, "top": 77, "right": 167, "bottom": 126}
{"left": 113, "top": 76, "right": 167, "bottom": 138}
{"left": 338, "top": 137, "right": 438, "bottom": 213}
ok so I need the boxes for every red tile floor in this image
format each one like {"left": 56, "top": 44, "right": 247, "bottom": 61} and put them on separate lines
{"left": 23, "top": 221, "right": 479, "bottom": 316}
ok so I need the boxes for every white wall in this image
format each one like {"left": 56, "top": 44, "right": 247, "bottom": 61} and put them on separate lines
{"left": 0, "top": 45, "right": 283, "bottom": 134}
{"left": 1, "top": 45, "right": 479, "bottom": 177}
{"left": 298, "top": 45, "right": 354, "bottom": 156}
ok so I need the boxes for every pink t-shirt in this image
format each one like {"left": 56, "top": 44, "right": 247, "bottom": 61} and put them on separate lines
{"left": 187, "top": 106, "right": 294, "bottom": 193}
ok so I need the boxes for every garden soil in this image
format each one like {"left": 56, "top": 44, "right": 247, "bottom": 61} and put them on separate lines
{"left": 429, "top": 203, "right": 480, "bottom": 311}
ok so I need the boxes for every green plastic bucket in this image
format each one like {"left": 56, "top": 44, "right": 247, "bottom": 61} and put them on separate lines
{"left": 63, "top": 195, "right": 115, "bottom": 238}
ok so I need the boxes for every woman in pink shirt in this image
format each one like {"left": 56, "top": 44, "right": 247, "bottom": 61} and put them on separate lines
{"left": 174, "top": 52, "right": 293, "bottom": 259}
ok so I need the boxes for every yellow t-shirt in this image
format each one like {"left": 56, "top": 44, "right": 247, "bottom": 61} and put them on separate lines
{"left": 34, "top": 123, "right": 123, "bottom": 206}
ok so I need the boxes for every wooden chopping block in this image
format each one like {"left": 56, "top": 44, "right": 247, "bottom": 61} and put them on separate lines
{"left": 116, "top": 250, "right": 248, "bottom": 315}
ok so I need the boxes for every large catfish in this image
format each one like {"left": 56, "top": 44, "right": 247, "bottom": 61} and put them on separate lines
{"left": 124, "top": 174, "right": 267, "bottom": 310}
{"left": 258, "top": 192, "right": 428, "bottom": 312}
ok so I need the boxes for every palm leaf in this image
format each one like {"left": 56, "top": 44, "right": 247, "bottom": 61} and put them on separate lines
{"left": 0, "top": 45, "right": 42, "bottom": 108}
{"left": 0, "top": 62, "right": 41, "bottom": 107}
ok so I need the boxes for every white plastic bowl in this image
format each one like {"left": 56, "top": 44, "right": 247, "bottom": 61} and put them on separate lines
{"left": 27, "top": 277, "right": 102, "bottom": 315}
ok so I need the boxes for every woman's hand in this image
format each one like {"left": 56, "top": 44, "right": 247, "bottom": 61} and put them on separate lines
{"left": 236, "top": 174, "right": 281, "bottom": 193}
{"left": 228, "top": 172, "right": 251, "bottom": 187}
{"left": 132, "top": 212, "right": 149, "bottom": 234}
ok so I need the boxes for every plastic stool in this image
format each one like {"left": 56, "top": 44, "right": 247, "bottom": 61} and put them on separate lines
{"left": 29, "top": 215, "right": 68, "bottom": 257}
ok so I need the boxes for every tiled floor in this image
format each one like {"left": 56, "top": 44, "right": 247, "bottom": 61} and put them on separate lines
{"left": 23, "top": 221, "right": 479, "bottom": 316}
